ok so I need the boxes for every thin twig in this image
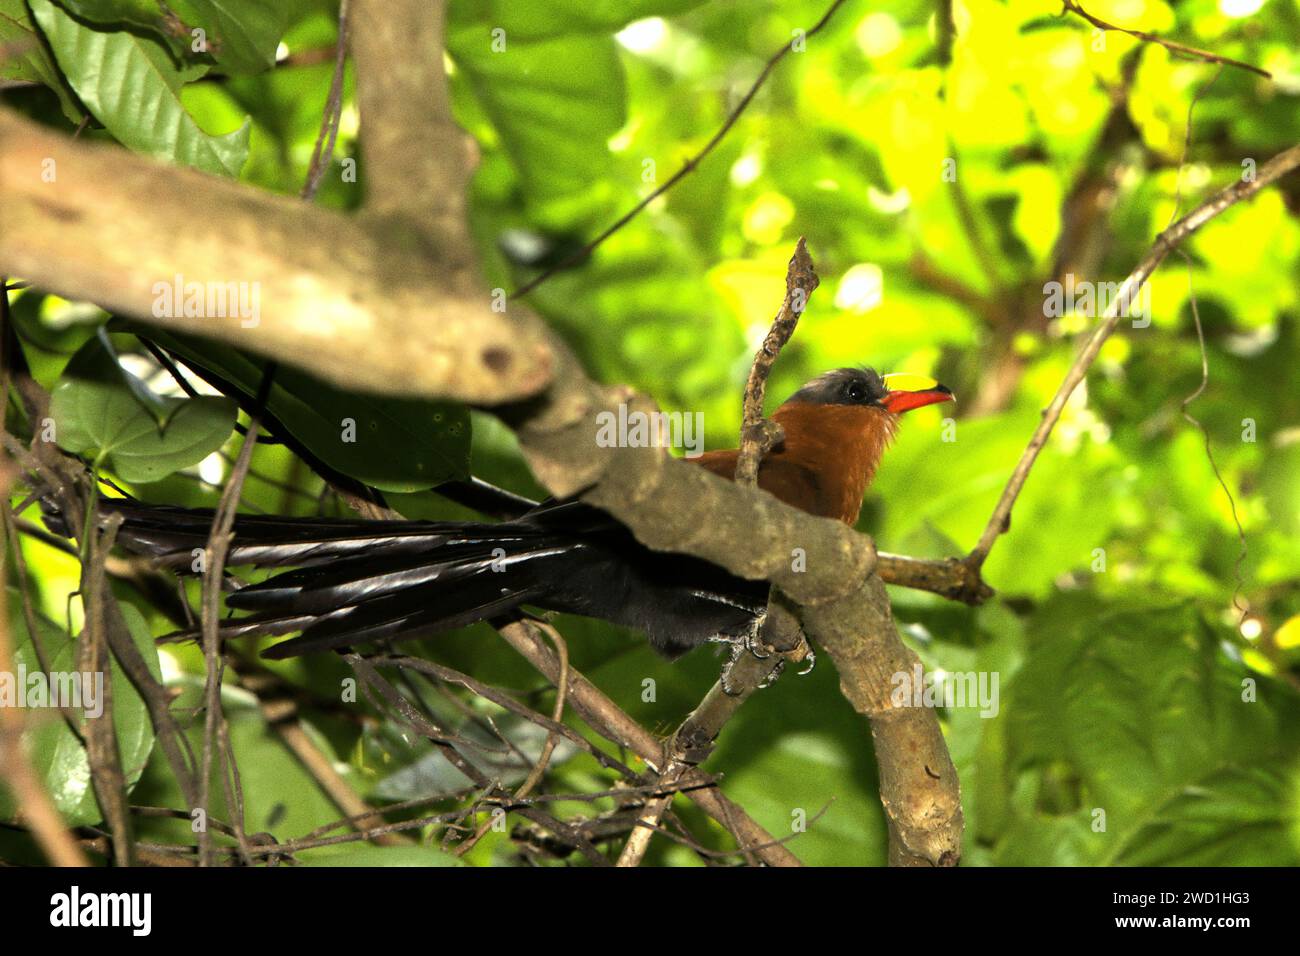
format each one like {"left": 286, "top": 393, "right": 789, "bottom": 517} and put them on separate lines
{"left": 0, "top": 458, "right": 89, "bottom": 866}
{"left": 78, "top": 509, "right": 135, "bottom": 866}
{"left": 366, "top": 653, "right": 636, "bottom": 778}
{"left": 1061, "top": 0, "right": 1271, "bottom": 79}
{"left": 198, "top": 370, "right": 274, "bottom": 865}
{"left": 967, "top": 142, "right": 1300, "bottom": 568}
{"left": 616, "top": 602, "right": 808, "bottom": 866}
{"left": 618, "top": 243, "right": 827, "bottom": 866}
{"left": 734, "top": 237, "right": 817, "bottom": 485}
{"left": 345, "top": 652, "right": 610, "bottom": 865}
{"left": 500, "top": 624, "right": 570, "bottom": 838}
{"left": 1164, "top": 65, "right": 1249, "bottom": 624}
{"left": 517, "top": 626, "right": 568, "bottom": 793}
{"left": 510, "top": 0, "right": 850, "bottom": 299}
{"left": 301, "top": 0, "right": 351, "bottom": 201}
{"left": 1176, "top": 252, "right": 1248, "bottom": 625}
{"left": 496, "top": 620, "right": 801, "bottom": 865}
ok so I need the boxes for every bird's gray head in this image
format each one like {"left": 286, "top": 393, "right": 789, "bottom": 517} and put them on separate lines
{"left": 782, "top": 367, "right": 888, "bottom": 407}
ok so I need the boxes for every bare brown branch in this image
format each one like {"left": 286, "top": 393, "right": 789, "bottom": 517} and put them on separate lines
{"left": 496, "top": 620, "right": 802, "bottom": 866}
{"left": 968, "top": 143, "right": 1300, "bottom": 569}
{"left": 734, "top": 238, "right": 817, "bottom": 486}
{"left": 1061, "top": 0, "right": 1271, "bottom": 79}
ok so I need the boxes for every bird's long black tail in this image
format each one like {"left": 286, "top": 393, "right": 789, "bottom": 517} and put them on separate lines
{"left": 42, "top": 497, "right": 763, "bottom": 659}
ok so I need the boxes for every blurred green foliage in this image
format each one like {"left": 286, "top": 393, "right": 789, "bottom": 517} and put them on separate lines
{"left": 2, "top": 0, "right": 1299, "bottom": 866}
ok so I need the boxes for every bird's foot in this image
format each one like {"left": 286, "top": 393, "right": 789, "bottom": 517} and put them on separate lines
{"left": 743, "top": 628, "right": 772, "bottom": 660}
{"left": 718, "top": 639, "right": 747, "bottom": 695}
{"left": 756, "top": 657, "right": 785, "bottom": 689}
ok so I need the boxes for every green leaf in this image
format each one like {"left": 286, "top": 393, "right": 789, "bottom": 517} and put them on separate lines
{"left": 92, "top": 326, "right": 176, "bottom": 428}
{"left": 50, "top": 335, "right": 237, "bottom": 483}
{"left": 448, "top": 0, "right": 706, "bottom": 41}
{"left": 117, "top": 325, "right": 472, "bottom": 492}
{"left": 45, "top": 0, "right": 162, "bottom": 32}
{"left": 30, "top": 0, "right": 250, "bottom": 176}
{"left": 447, "top": 19, "right": 625, "bottom": 201}
{"left": 126, "top": 685, "right": 348, "bottom": 846}
{"left": 978, "top": 596, "right": 1300, "bottom": 865}
{"left": 0, "top": 0, "right": 82, "bottom": 121}
{"left": 49, "top": 0, "right": 288, "bottom": 74}
{"left": 172, "top": 0, "right": 288, "bottom": 75}
{"left": 0, "top": 600, "right": 161, "bottom": 827}
{"left": 1114, "top": 765, "right": 1300, "bottom": 866}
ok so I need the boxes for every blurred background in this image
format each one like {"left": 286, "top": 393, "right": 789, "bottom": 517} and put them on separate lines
{"left": 3, "top": 0, "right": 1299, "bottom": 865}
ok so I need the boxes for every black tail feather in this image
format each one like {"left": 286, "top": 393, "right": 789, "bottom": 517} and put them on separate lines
{"left": 45, "top": 495, "right": 765, "bottom": 658}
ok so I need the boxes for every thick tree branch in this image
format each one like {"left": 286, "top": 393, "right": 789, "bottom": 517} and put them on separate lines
{"left": 350, "top": 0, "right": 474, "bottom": 256}
{"left": 801, "top": 577, "right": 963, "bottom": 866}
{"left": 0, "top": 110, "right": 551, "bottom": 403}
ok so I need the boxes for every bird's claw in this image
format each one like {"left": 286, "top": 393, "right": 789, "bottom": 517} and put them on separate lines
{"left": 743, "top": 630, "right": 772, "bottom": 660}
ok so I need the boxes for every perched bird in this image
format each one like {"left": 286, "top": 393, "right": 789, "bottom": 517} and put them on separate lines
{"left": 47, "top": 368, "right": 952, "bottom": 658}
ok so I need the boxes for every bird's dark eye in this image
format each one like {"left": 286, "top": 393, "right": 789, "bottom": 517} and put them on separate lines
{"left": 846, "top": 382, "right": 865, "bottom": 402}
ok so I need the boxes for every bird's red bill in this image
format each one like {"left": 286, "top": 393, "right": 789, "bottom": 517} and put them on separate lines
{"left": 879, "top": 373, "right": 954, "bottom": 414}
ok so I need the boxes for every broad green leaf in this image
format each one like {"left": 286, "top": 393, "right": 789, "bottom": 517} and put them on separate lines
{"left": 0, "top": 600, "right": 161, "bottom": 827}
{"left": 118, "top": 325, "right": 472, "bottom": 492}
{"left": 50, "top": 335, "right": 237, "bottom": 483}
{"left": 977, "top": 597, "right": 1300, "bottom": 866}
{"left": 46, "top": 0, "right": 160, "bottom": 30}
{"left": 49, "top": 0, "right": 288, "bottom": 74}
{"left": 31, "top": 0, "right": 250, "bottom": 176}
{"left": 0, "top": 0, "right": 82, "bottom": 121}
{"left": 1113, "top": 765, "right": 1300, "bottom": 866}
{"left": 449, "top": 0, "right": 706, "bottom": 41}
{"left": 448, "top": 23, "right": 625, "bottom": 200}
{"left": 172, "top": 0, "right": 288, "bottom": 74}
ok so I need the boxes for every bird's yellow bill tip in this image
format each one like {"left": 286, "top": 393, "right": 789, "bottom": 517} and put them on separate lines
{"left": 881, "top": 372, "right": 944, "bottom": 393}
